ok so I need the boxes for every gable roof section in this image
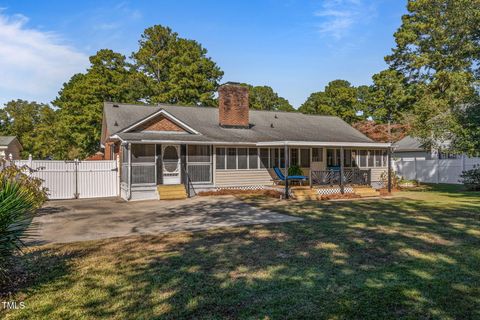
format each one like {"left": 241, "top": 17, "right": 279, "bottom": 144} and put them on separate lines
{"left": 394, "top": 136, "right": 426, "bottom": 152}
{"left": 120, "top": 109, "right": 200, "bottom": 134}
{"left": 0, "top": 136, "right": 22, "bottom": 150}
{"left": 103, "top": 102, "right": 384, "bottom": 146}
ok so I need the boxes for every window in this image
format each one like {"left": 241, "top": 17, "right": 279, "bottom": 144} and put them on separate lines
{"left": 300, "top": 149, "right": 310, "bottom": 167}
{"left": 238, "top": 148, "right": 248, "bottom": 169}
{"left": 227, "top": 148, "right": 237, "bottom": 169}
{"left": 260, "top": 148, "right": 269, "bottom": 168}
{"left": 312, "top": 148, "right": 323, "bottom": 162}
{"left": 368, "top": 150, "right": 374, "bottom": 167}
{"left": 131, "top": 144, "right": 155, "bottom": 163}
{"left": 249, "top": 148, "right": 258, "bottom": 169}
{"left": 216, "top": 148, "right": 226, "bottom": 169}
{"left": 359, "top": 150, "right": 368, "bottom": 167}
{"left": 375, "top": 150, "right": 382, "bottom": 167}
{"left": 290, "top": 149, "right": 299, "bottom": 166}
{"left": 188, "top": 145, "right": 211, "bottom": 162}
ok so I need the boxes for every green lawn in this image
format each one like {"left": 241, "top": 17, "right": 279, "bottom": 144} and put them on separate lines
{"left": 2, "top": 185, "right": 480, "bottom": 319}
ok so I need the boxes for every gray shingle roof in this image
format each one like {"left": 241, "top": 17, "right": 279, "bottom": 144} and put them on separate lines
{"left": 394, "top": 136, "right": 425, "bottom": 151}
{"left": 103, "top": 102, "right": 378, "bottom": 145}
{"left": 0, "top": 136, "right": 17, "bottom": 146}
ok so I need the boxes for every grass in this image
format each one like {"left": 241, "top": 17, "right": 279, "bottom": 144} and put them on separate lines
{"left": 2, "top": 184, "right": 480, "bottom": 319}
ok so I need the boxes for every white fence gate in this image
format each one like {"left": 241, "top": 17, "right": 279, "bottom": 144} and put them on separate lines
{"left": 394, "top": 158, "right": 480, "bottom": 184}
{"left": 12, "top": 159, "right": 120, "bottom": 200}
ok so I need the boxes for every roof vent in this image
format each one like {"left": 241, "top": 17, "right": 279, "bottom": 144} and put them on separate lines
{"left": 274, "top": 114, "right": 278, "bottom": 119}
{"left": 114, "top": 121, "right": 118, "bottom": 126}
{"left": 113, "top": 104, "right": 119, "bottom": 108}
{"left": 270, "top": 123, "right": 274, "bottom": 128}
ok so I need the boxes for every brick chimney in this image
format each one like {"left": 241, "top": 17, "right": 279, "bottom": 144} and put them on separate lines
{"left": 218, "top": 82, "right": 249, "bottom": 128}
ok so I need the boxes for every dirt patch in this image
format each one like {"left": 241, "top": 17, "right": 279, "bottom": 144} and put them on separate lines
{"left": 319, "top": 193, "right": 361, "bottom": 200}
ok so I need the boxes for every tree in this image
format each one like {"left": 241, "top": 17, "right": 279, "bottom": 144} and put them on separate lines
{"left": 242, "top": 84, "right": 294, "bottom": 111}
{"left": 0, "top": 100, "right": 57, "bottom": 158}
{"left": 132, "top": 25, "right": 223, "bottom": 106}
{"left": 299, "top": 80, "right": 361, "bottom": 123}
{"left": 385, "top": 0, "right": 480, "bottom": 154}
{"left": 367, "top": 70, "right": 412, "bottom": 123}
{"left": 53, "top": 49, "right": 137, "bottom": 159}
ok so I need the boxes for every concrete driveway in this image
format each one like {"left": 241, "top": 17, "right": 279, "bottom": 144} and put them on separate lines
{"left": 30, "top": 196, "right": 301, "bottom": 244}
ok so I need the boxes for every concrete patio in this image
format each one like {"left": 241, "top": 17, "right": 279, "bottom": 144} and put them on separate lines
{"left": 30, "top": 195, "right": 301, "bottom": 244}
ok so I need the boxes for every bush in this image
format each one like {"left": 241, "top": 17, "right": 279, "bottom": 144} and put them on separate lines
{"left": 288, "top": 165, "right": 303, "bottom": 176}
{"left": 380, "top": 169, "right": 400, "bottom": 189}
{"left": 0, "top": 161, "right": 47, "bottom": 276}
{"left": 459, "top": 165, "right": 480, "bottom": 191}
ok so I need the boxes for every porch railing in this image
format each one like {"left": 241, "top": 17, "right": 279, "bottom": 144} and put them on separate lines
{"left": 181, "top": 164, "right": 196, "bottom": 197}
{"left": 310, "top": 168, "right": 371, "bottom": 186}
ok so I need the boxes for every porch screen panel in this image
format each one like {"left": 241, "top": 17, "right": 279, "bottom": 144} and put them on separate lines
{"left": 327, "top": 149, "right": 336, "bottom": 166}
{"left": 344, "top": 149, "right": 352, "bottom": 167}
{"left": 374, "top": 150, "right": 382, "bottom": 167}
{"left": 248, "top": 148, "right": 258, "bottom": 169}
{"left": 312, "top": 148, "right": 323, "bottom": 162}
{"left": 260, "top": 148, "right": 269, "bottom": 168}
{"left": 359, "top": 150, "right": 368, "bottom": 167}
{"left": 188, "top": 145, "right": 211, "bottom": 162}
{"left": 120, "top": 144, "right": 128, "bottom": 183}
{"left": 271, "top": 149, "right": 278, "bottom": 168}
{"left": 187, "top": 145, "right": 212, "bottom": 183}
{"left": 216, "top": 148, "right": 226, "bottom": 169}
{"left": 382, "top": 150, "right": 388, "bottom": 167}
{"left": 300, "top": 149, "right": 310, "bottom": 167}
{"left": 131, "top": 144, "right": 155, "bottom": 184}
{"left": 279, "top": 148, "right": 285, "bottom": 168}
{"left": 290, "top": 149, "right": 299, "bottom": 166}
{"left": 351, "top": 150, "right": 358, "bottom": 167}
{"left": 227, "top": 148, "right": 237, "bottom": 169}
{"left": 238, "top": 148, "right": 248, "bottom": 169}
{"left": 368, "top": 150, "right": 374, "bottom": 167}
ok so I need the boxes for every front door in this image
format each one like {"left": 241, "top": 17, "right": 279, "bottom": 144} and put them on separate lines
{"left": 162, "top": 145, "right": 181, "bottom": 184}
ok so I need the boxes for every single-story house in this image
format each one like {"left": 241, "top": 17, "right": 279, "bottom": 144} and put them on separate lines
{"left": 393, "top": 135, "right": 466, "bottom": 160}
{"left": 101, "top": 82, "right": 391, "bottom": 201}
{"left": 0, "top": 136, "right": 22, "bottom": 160}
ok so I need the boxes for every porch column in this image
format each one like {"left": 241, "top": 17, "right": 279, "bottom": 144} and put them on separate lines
{"left": 127, "top": 142, "right": 132, "bottom": 200}
{"left": 387, "top": 147, "right": 392, "bottom": 193}
{"left": 284, "top": 143, "right": 289, "bottom": 199}
{"left": 340, "top": 147, "right": 344, "bottom": 194}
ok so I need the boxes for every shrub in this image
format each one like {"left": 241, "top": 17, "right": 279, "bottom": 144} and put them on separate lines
{"left": 0, "top": 161, "right": 48, "bottom": 276}
{"left": 459, "top": 165, "right": 480, "bottom": 191}
{"left": 380, "top": 169, "right": 400, "bottom": 189}
{"left": 288, "top": 165, "right": 303, "bottom": 176}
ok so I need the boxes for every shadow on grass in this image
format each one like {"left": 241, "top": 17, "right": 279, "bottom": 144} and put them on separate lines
{"left": 4, "top": 193, "right": 480, "bottom": 319}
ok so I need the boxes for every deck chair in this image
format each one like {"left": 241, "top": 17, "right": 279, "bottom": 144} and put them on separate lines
{"left": 273, "top": 167, "right": 308, "bottom": 185}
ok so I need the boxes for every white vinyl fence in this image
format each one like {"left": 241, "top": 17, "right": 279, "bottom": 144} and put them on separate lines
{"left": 11, "top": 158, "right": 120, "bottom": 200}
{"left": 394, "top": 157, "right": 480, "bottom": 184}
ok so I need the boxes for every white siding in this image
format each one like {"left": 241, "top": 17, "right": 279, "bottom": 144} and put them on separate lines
{"left": 215, "top": 169, "right": 273, "bottom": 187}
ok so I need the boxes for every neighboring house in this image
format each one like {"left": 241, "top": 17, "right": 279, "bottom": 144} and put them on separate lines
{"left": 0, "top": 136, "right": 22, "bottom": 160}
{"left": 393, "top": 135, "right": 465, "bottom": 160}
{"left": 101, "top": 82, "right": 390, "bottom": 201}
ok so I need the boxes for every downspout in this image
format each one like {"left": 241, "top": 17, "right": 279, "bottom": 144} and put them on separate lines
{"left": 127, "top": 142, "right": 132, "bottom": 200}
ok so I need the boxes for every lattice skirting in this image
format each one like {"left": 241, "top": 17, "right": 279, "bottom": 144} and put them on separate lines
{"left": 213, "top": 185, "right": 267, "bottom": 191}
{"left": 314, "top": 186, "right": 354, "bottom": 195}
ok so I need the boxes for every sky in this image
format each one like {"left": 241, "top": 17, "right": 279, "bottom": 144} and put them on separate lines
{"left": 0, "top": 0, "right": 407, "bottom": 108}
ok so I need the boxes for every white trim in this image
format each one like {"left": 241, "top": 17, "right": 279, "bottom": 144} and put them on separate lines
{"left": 120, "top": 109, "right": 200, "bottom": 134}
{"left": 256, "top": 141, "right": 391, "bottom": 148}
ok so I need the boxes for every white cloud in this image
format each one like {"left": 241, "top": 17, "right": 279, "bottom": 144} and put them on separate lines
{"left": 314, "top": 0, "right": 377, "bottom": 39}
{"left": 0, "top": 12, "right": 88, "bottom": 105}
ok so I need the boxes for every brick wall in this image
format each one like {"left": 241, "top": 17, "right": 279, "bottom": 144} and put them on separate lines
{"left": 218, "top": 83, "right": 249, "bottom": 128}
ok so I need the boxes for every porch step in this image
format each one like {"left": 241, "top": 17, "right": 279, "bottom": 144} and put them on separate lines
{"left": 353, "top": 187, "right": 380, "bottom": 197}
{"left": 157, "top": 184, "right": 187, "bottom": 200}
{"left": 291, "top": 188, "right": 320, "bottom": 201}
